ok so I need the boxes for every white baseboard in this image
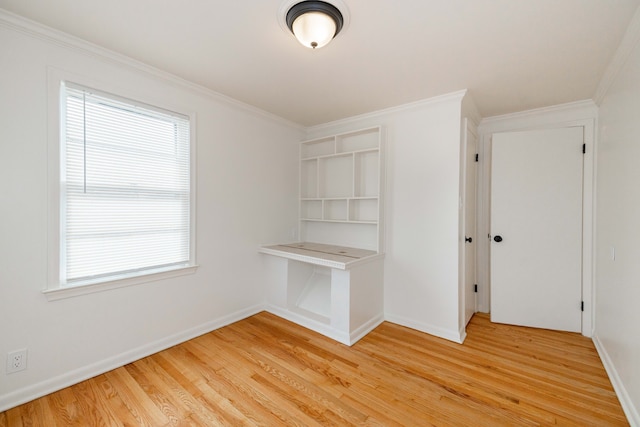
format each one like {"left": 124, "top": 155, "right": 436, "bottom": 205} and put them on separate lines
{"left": 264, "top": 305, "right": 383, "bottom": 346}
{"left": 265, "top": 305, "right": 351, "bottom": 345}
{"left": 592, "top": 334, "right": 639, "bottom": 426}
{"left": 458, "top": 326, "right": 468, "bottom": 344}
{"left": 384, "top": 313, "right": 464, "bottom": 343}
{"left": 350, "top": 314, "right": 385, "bottom": 345}
{"left": 0, "top": 304, "right": 264, "bottom": 412}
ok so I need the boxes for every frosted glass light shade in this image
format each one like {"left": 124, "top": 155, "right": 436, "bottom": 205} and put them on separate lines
{"left": 285, "top": 1, "right": 344, "bottom": 49}
{"left": 292, "top": 11, "right": 337, "bottom": 49}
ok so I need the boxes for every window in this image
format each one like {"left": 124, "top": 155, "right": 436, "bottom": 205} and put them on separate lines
{"left": 51, "top": 81, "right": 195, "bottom": 293}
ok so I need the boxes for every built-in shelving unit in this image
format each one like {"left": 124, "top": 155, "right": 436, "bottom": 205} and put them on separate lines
{"left": 299, "top": 126, "right": 383, "bottom": 252}
{"left": 260, "top": 126, "right": 385, "bottom": 346}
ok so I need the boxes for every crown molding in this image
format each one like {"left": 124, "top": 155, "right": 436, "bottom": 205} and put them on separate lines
{"left": 594, "top": 5, "right": 640, "bottom": 105}
{"left": 307, "top": 90, "right": 467, "bottom": 134}
{"left": 479, "top": 99, "right": 598, "bottom": 133}
{"left": 0, "top": 8, "right": 304, "bottom": 131}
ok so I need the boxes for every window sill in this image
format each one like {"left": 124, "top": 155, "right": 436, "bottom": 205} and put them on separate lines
{"left": 43, "top": 264, "right": 199, "bottom": 301}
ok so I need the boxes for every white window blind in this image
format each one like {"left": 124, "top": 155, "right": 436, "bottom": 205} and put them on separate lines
{"left": 61, "top": 82, "right": 191, "bottom": 286}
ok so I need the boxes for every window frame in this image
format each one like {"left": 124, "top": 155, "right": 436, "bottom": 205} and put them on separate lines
{"left": 45, "top": 68, "right": 198, "bottom": 301}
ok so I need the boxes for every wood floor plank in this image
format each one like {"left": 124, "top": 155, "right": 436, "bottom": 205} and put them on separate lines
{"left": 197, "top": 329, "right": 339, "bottom": 426}
{"left": 103, "top": 367, "right": 170, "bottom": 427}
{"left": 155, "top": 350, "right": 271, "bottom": 426}
{"left": 44, "top": 385, "right": 84, "bottom": 426}
{"left": 90, "top": 374, "right": 145, "bottom": 427}
{"left": 356, "top": 332, "right": 601, "bottom": 423}
{"left": 0, "top": 312, "right": 629, "bottom": 426}
{"left": 124, "top": 359, "right": 187, "bottom": 425}
{"left": 69, "top": 378, "right": 124, "bottom": 427}
{"left": 186, "top": 337, "right": 324, "bottom": 426}
{"left": 141, "top": 355, "right": 235, "bottom": 426}
{"left": 218, "top": 328, "right": 366, "bottom": 424}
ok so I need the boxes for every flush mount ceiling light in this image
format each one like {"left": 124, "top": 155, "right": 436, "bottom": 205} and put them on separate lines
{"left": 280, "top": 0, "right": 348, "bottom": 49}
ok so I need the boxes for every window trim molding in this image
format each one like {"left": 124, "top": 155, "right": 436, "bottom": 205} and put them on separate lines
{"left": 43, "top": 265, "right": 199, "bottom": 301}
{"left": 46, "top": 67, "right": 198, "bottom": 300}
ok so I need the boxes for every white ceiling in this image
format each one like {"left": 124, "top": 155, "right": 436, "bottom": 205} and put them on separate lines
{"left": 1, "top": 0, "right": 638, "bottom": 126}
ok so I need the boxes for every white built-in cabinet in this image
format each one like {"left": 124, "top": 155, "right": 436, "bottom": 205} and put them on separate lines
{"left": 299, "top": 127, "right": 383, "bottom": 251}
{"left": 260, "top": 127, "right": 385, "bottom": 345}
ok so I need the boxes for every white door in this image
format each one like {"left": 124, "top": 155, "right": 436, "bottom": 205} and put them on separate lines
{"left": 491, "top": 127, "right": 583, "bottom": 332}
{"left": 463, "top": 123, "right": 477, "bottom": 325}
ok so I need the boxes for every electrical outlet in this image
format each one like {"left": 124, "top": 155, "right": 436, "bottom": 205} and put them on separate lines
{"left": 7, "top": 349, "right": 27, "bottom": 374}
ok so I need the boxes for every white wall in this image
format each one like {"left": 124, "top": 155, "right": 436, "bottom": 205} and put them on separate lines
{"left": 306, "top": 93, "right": 466, "bottom": 342}
{"left": 593, "top": 11, "right": 640, "bottom": 423}
{"left": 0, "top": 16, "right": 301, "bottom": 410}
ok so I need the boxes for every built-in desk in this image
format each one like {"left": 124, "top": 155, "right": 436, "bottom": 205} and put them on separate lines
{"left": 260, "top": 242, "right": 384, "bottom": 345}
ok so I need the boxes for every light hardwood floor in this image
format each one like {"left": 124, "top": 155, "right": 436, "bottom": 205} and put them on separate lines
{"left": 0, "top": 312, "right": 628, "bottom": 426}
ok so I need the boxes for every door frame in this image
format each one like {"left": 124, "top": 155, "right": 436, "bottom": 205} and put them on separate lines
{"left": 458, "top": 115, "right": 480, "bottom": 342}
{"left": 460, "top": 118, "right": 478, "bottom": 328}
{"left": 476, "top": 101, "right": 598, "bottom": 337}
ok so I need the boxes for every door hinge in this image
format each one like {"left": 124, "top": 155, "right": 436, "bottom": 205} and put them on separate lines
{"left": 474, "top": 284, "right": 478, "bottom": 293}
{"left": 581, "top": 301, "right": 584, "bottom": 311}
{"left": 582, "top": 144, "right": 586, "bottom": 154}
{"left": 475, "top": 153, "right": 479, "bottom": 162}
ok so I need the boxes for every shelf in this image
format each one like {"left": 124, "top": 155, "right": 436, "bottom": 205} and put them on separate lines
{"left": 299, "top": 126, "right": 383, "bottom": 253}
{"left": 350, "top": 198, "right": 378, "bottom": 222}
{"left": 301, "top": 159, "right": 318, "bottom": 199}
{"left": 301, "top": 127, "right": 380, "bottom": 160}
{"left": 302, "top": 148, "right": 377, "bottom": 161}
{"left": 300, "top": 197, "right": 378, "bottom": 223}
{"left": 336, "top": 128, "right": 379, "bottom": 153}
{"left": 301, "top": 219, "right": 377, "bottom": 224}
{"left": 354, "top": 151, "right": 379, "bottom": 198}
{"left": 301, "top": 197, "right": 377, "bottom": 201}
{"left": 300, "top": 200, "right": 322, "bottom": 220}
{"left": 319, "top": 154, "right": 353, "bottom": 198}
{"left": 324, "top": 199, "right": 348, "bottom": 221}
{"left": 301, "top": 137, "right": 335, "bottom": 159}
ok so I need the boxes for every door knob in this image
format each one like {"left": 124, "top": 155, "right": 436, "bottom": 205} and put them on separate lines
{"left": 465, "top": 237, "right": 473, "bottom": 243}
{"left": 493, "top": 235, "right": 503, "bottom": 242}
